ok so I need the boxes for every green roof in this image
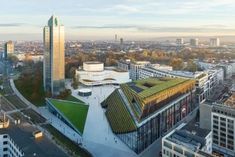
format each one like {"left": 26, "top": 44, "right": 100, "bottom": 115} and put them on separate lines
{"left": 132, "top": 78, "right": 190, "bottom": 98}
{"left": 105, "top": 90, "right": 137, "bottom": 133}
{"left": 48, "top": 99, "right": 89, "bottom": 134}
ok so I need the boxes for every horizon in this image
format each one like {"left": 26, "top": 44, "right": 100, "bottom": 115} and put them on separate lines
{"left": 1, "top": 0, "right": 235, "bottom": 40}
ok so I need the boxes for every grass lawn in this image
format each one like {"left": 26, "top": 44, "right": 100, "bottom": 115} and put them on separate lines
{"left": 43, "top": 124, "right": 92, "bottom": 157}
{"left": 48, "top": 99, "right": 89, "bottom": 134}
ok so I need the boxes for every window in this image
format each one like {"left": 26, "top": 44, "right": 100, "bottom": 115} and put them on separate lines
{"left": 174, "top": 146, "right": 183, "bottom": 154}
{"left": 3, "top": 147, "right": 8, "bottom": 151}
{"left": 228, "top": 130, "right": 234, "bottom": 134}
{"left": 3, "top": 141, "right": 7, "bottom": 145}
{"left": 220, "top": 122, "right": 226, "bottom": 126}
{"left": 220, "top": 117, "right": 226, "bottom": 121}
{"left": 184, "top": 151, "right": 195, "bottom": 157}
{"left": 3, "top": 135, "right": 8, "bottom": 138}
{"left": 164, "top": 141, "right": 172, "bottom": 149}
{"left": 213, "top": 120, "right": 218, "bottom": 124}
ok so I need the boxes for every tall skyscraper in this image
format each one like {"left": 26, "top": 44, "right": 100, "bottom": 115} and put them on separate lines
{"left": 4, "top": 40, "right": 14, "bottom": 59}
{"left": 176, "top": 38, "right": 184, "bottom": 45}
{"left": 190, "top": 38, "right": 199, "bottom": 47}
{"left": 115, "top": 34, "right": 118, "bottom": 42}
{"left": 210, "top": 38, "right": 220, "bottom": 47}
{"left": 43, "top": 15, "right": 65, "bottom": 95}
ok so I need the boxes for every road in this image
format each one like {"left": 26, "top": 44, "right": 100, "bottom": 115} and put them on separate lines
{"left": 0, "top": 60, "right": 69, "bottom": 157}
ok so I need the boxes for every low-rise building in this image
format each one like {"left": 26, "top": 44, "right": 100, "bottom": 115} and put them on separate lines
{"left": 0, "top": 134, "right": 24, "bottom": 157}
{"left": 217, "top": 64, "right": 233, "bottom": 80}
{"left": 76, "top": 61, "right": 131, "bottom": 86}
{"left": 117, "top": 59, "right": 131, "bottom": 72}
{"left": 139, "top": 66, "right": 216, "bottom": 103}
{"left": 162, "top": 122, "right": 213, "bottom": 157}
{"left": 102, "top": 77, "right": 197, "bottom": 154}
{"left": 130, "top": 61, "right": 150, "bottom": 80}
{"left": 212, "top": 94, "right": 235, "bottom": 157}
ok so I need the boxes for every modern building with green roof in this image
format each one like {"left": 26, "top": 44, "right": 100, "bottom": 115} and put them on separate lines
{"left": 46, "top": 98, "right": 89, "bottom": 135}
{"left": 102, "top": 77, "right": 198, "bottom": 154}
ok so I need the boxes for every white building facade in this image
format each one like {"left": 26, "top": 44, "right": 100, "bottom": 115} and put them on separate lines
{"left": 212, "top": 103, "right": 235, "bottom": 157}
{"left": 139, "top": 66, "right": 217, "bottom": 103}
{"left": 0, "top": 134, "right": 24, "bottom": 157}
{"left": 76, "top": 62, "right": 131, "bottom": 86}
{"left": 129, "top": 61, "right": 150, "bottom": 80}
{"left": 162, "top": 123, "right": 213, "bottom": 157}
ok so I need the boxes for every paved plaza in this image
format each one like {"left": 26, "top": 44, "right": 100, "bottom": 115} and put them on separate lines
{"left": 67, "top": 83, "right": 137, "bottom": 157}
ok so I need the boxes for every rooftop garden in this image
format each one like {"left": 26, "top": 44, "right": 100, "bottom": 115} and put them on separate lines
{"left": 48, "top": 98, "right": 89, "bottom": 134}
{"left": 131, "top": 78, "right": 190, "bottom": 98}
{"left": 105, "top": 90, "right": 137, "bottom": 133}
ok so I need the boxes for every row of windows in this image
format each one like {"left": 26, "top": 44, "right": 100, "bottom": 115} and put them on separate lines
{"left": 163, "top": 145, "right": 195, "bottom": 157}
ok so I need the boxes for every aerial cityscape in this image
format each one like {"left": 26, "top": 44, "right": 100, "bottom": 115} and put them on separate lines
{"left": 0, "top": 0, "right": 235, "bottom": 157}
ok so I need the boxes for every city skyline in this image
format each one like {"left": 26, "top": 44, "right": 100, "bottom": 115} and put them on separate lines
{"left": 1, "top": 0, "right": 235, "bottom": 40}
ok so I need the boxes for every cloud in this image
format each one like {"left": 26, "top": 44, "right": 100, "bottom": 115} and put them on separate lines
{"left": 72, "top": 25, "right": 135, "bottom": 29}
{"left": 0, "top": 23, "right": 26, "bottom": 27}
{"left": 71, "top": 25, "right": 235, "bottom": 33}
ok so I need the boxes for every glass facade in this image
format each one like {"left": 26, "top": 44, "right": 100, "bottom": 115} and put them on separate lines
{"left": 43, "top": 16, "right": 65, "bottom": 95}
{"left": 117, "top": 91, "right": 197, "bottom": 154}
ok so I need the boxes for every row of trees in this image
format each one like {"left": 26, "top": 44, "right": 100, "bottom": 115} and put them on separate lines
{"left": 15, "top": 61, "right": 45, "bottom": 106}
{"left": 63, "top": 47, "right": 234, "bottom": 82}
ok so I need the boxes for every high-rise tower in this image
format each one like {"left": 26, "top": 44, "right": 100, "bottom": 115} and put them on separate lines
{"left": 4, "top": 40, "right": 14, "bottom": 59}
{"left": 43, "top": 15, "right": 65, "bottom": 95}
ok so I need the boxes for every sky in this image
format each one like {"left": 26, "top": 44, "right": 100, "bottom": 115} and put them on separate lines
{"left": 1, "top": 0, "right": 235, "bottom": 40}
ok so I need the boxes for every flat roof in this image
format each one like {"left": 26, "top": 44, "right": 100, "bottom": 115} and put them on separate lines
{"left": 84, "top": 61, "right": 102, "bottom": 64}
{"left": 167, "top": 122, "right": 211, "bottom": 152}
{"left": 47, "top": 99, "right": 89, "bottom": 134}
{"left": 224, "top": 93, "right": 235, "bottom": 109}
{"left": 0, "top": 122, "right": 68, "bottom": 157}
{"left": 78, "top": 88, "right": 92, "bottom": 93}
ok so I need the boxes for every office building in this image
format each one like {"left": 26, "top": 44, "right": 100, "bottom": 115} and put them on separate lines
{"left": 190, "top": 38, "right": 199, "bottom": 47}
{"left": 130, "top": 61, "right": 150, "bottom": 80}
{"left": 0, "top": 134, "right": 24, "bottom": 157}
{"left": 200, "top": 102, "right": 213, "bottom": 130}
{"left": 117, "top": 59, "right": 131, "bottom": 72}
{"left": 43, "top": 15, "right": 65, "bottom": 95}
{"left": 115, "top": 34, "right": 118, "bottom": 42}
{"left": 212, "top": 94, "right": 235, "bottom": 157}
{"left": 162, "top": 123, "right": 213, "bottom": 157}
{"left": 102, "top": 77, "right": 197, "bottom": 154}
{"left": 139, "top": 66, "right": 217, "bottom": 103}
{"left": 210, "top": 38, "right": 220, "bottom": 47}
{"left": 217, "top": 64, "right": 233, "bottom": 79}
{"left": 176, "top": 38, "right": 184, "bottom": 45}
{"left": 4, "top": 41, "right": 14, "bottom": 59}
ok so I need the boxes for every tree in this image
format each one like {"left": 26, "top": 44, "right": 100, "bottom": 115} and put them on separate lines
{"left": 170, "top": 58, "right": 184, "bottom": 70}
{"left": 186, "top": 60, "right": 197, "bottom": 72}
{"left": 71, "top": 74, "right": 79, "bottom": 89}
{"left": 7, "top": 54, "right": 19, "bottom": 66}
